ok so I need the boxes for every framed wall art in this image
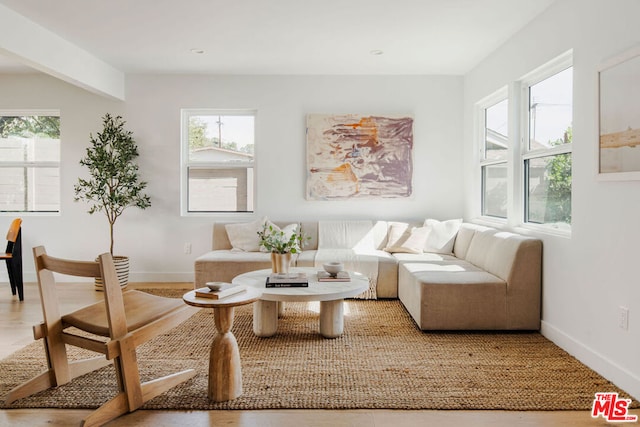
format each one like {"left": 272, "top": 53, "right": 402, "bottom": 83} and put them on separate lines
{"left": 306, "top": 113, "right": 414, "bottom": 200}
{"left": 598, "top": 45, "right": 640, "bottom": 180}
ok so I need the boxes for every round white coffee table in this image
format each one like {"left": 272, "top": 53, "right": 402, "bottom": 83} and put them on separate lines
{"left": 232, "top": 267, "right": 369, "bottom": 338}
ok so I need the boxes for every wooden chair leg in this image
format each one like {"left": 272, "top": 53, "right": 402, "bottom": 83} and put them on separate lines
{"left": 5, "top": 330, "right": 110, "bottom": 405}
{"left": 5, "top": 356, "right": 111, "bottom": 405}
{"left": 111, "top": 335, "right": 197, "bottom": 411}
{"left": 79, "top": 369, "right": 197, "bottom": 427}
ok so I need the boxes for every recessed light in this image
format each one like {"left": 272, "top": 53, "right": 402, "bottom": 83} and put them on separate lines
{"left": 369, "top": 49, "right": 384, "bottom": 56}
{"left": 190, "top": 48, "right": 205, "bottom": 54}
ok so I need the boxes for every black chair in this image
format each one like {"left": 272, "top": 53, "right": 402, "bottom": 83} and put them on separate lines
{"left": 1, "top": 218, "right": 23, "bottom": 301}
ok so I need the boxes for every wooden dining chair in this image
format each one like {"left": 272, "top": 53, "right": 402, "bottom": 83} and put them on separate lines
{"left": 5, "top": 246, "right": 198, "bottom": 427}
{"left": 1, "top": 218, "right": 23, "bottom": 301}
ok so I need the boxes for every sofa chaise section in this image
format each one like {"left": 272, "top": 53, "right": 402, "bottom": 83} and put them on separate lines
{"left": 397, "top": 224, "right": 542, "bottom": 330}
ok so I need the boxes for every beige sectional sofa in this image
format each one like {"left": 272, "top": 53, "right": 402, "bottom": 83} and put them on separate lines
{"left": 194, "top": 219, "right": 542, "bottom": 330}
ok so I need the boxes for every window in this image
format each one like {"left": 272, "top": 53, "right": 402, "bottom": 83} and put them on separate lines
{"left": 523, "top": 66, "right": 573, "bottom": 228}
{"left": 181, "top": 110, "right": 255, "bottom": 214}
{"left": 480, "top": 97, "right": 509, "bottom": 219}
{"left": 476, "top": 52, "right": 573, "bottom": 233}
{"left": 0, "top": 112, "right": 60, "bottom": 213}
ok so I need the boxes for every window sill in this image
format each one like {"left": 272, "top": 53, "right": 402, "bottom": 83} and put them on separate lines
{"left": 514, "top": 222, "right": 571, "bottom": 239}
{"left": 470, "top": 216, "right": 571, "bottom": 239}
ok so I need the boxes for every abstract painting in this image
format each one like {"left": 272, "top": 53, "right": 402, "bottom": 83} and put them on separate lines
{"left": 306, "top": 114, "right": 413, "bottom": 200}
{"left": 599, "top": 45, "right": 640, "bottom": 180}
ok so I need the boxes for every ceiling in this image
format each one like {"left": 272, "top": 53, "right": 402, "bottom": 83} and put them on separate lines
{"left": 0, "top": 0, "right": 555, "bottom": 76}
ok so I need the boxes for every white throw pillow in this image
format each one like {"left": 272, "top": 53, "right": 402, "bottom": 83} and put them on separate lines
{"left": 423, "top": 218, "right": 463, "bottom": 254}
{"left": 385, "top": 222, "right": 428, "bottom": 254}
{"left": 266, "top": 221, "right": 298, "bottom": 241}
{"left": 225, "top": 217, "right": 267, "bottom": 252}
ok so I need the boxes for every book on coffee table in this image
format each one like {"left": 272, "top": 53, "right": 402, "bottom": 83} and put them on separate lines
{"left": 195, "top": 285, "right": 246, "bottom": 299}
{"left": 266, "top": 272, "right": 309, "bottom": 287}
{"left": 317, "top": 271, "right": 351, "bottom": 282}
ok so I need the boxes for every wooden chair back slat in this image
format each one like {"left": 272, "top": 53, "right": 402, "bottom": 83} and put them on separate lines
{"left": 37, "top": 252, "right": 101, "bottom": 278}
{"left": 97, "top": 252, "right": 128, "bottom": 339}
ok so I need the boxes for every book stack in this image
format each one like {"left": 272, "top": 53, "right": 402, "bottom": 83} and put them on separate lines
{"left": 195, "top": 285, "right": 246, "bottom": 299}
{"left": 266, "top": 272, "right": 309, "bottom": 288}
{"left": 317, "top": 271, "right": 351, "bottom": 282}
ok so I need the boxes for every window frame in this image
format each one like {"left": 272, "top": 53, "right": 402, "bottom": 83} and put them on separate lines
{"left": 0, "top": 109, "right": 61, "bottom": 216}
{"left": 474, "top": 51, "right": 573, "bottom": 236}
{"left": 180, "top": 109, "right": 257, "bottom": 217}
{"left": 519, "top": 54, "right": 573, "bottom": 234}
{"left": 478, "top": 87, "right": 509, "bottom": 221}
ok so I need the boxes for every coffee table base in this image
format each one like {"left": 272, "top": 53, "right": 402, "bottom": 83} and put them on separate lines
{"left": 319, "top": 299, "right": 344, "bottom": 338}
{"left": 253, "top": 299, "right": 345, "bottom": 339}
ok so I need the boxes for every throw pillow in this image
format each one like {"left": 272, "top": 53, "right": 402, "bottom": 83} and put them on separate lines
{"left": 384, "top": 222, "right": 429, "bottom": 254}
{"left": 423, "top": 218, "right": 463, "bottom": 254}
{"left": 225, "top": 217, "right": 267, "bottom": 252}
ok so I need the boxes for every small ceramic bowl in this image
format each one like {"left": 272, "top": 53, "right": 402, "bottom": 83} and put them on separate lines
{"left": 323, "top": 262, "right": 344, "bottom": 276}
{"left": 206, "top": 282, "right": 229, "bottom": 292}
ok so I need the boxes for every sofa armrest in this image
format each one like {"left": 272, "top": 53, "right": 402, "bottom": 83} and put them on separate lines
{"left": 505, "top": 239, "right": 542, "bottom": 329}
{"left": 212, "top": 222, "right": 233, "bottom": 250}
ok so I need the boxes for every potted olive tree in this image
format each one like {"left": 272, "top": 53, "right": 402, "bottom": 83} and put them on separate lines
{"left": 74, "top": 113, "right": 151, "bottom": 289}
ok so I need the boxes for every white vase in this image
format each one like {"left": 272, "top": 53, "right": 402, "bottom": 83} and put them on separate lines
{"left": 271, "top": 252, "right": 292, "bottom": 274}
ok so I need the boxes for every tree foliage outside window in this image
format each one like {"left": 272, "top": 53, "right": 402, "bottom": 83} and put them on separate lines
{"left": 0, "top": 116, "right": 60, "bottom": 139}
{"left": 546, "top": 127, "right": 572, "bottom": 223}
{"left": 528, "top": 127, "right": 572, "bottom": 225}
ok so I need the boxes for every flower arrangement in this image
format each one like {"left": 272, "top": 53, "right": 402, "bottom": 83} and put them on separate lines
{"left": 258, "top": 223, "right": 309, "bottom": 254}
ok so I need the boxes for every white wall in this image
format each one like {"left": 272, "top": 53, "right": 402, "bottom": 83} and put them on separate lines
{"left": 1, "top": 73, "right": 464, "bottom": 281}
{"left": 463, "top": 0, "right": 640, "bottom": 399}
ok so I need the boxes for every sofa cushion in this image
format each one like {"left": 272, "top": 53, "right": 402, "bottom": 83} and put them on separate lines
{"left": 465, "top": 229, "right": 530, "bottom": 282}
{"left": 384, "top": 222, "right": 429, "bottom": 254}
{"left": 225, "top": 217, "right": 267, "bottom": 252}
{"left": 266, "top": 221, "right": 299, "bottom": 241}
{"left": 318, "top": 220, "right": 376, "bottom": 250}
{"left": 392, "top": 252, "right": 457, "bottom": 263}
{"left": 423, "top": 218, "right": 462, "bottom": 254}
{"left": 453, "top": 224, "right": 480, "bottom": 259}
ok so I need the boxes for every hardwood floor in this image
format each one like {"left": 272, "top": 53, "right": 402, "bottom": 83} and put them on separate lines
{"left": 1, "top": 282, "right": 635, "bottom": 426}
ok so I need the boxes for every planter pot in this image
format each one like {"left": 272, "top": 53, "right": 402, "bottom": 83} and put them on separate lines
{"left": 94, "top": 255, "right": 130, "bottom": 291}
{"left": 271, "top": 252, "right": 292, "bottom": 274}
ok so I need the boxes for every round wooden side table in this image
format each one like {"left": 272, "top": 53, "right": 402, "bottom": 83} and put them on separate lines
{"left": 183, "top": 286, "right": 261, "bottom": 402}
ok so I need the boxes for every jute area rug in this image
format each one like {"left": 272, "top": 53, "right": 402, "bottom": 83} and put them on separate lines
{"left": 1, "top": 289, "right": 636, "bottom": 411}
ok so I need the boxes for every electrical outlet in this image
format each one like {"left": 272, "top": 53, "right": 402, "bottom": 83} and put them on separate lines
{"left": 619, "top": 306, "right": 629, "bottom": 330}
{"left": 184, "top": 243, "right": 192, "bottom": 254}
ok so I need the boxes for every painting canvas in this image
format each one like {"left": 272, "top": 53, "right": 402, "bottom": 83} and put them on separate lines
{"left": 306, "top": 114, "right": 413, "bottom": 200}
{"left": 599, "top": 46, "right": 640, "bottom": 179}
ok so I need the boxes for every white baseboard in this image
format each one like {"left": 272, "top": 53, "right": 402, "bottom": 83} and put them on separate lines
{"left": 541, "top": 320, "right": 640, "bottom": 401}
